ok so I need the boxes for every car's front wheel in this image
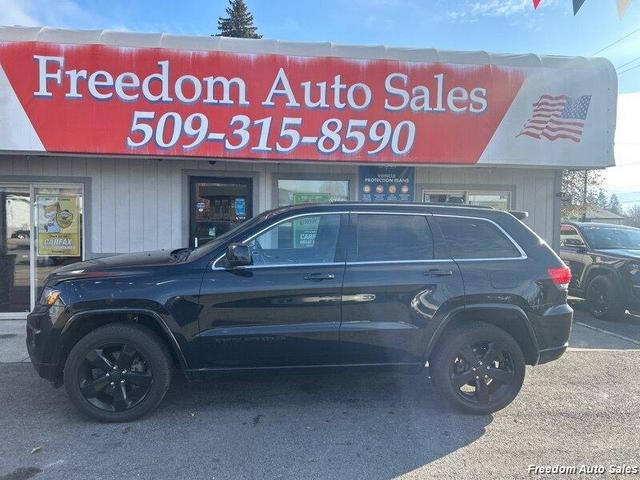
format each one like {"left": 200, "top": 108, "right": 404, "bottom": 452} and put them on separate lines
{"left": 431, "top": 322, "right": 526, "bottom": 414}
{"left": 63, "top": 323, "right": 172, "bottom": 422}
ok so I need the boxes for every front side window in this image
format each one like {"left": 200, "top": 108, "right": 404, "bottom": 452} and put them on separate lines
{"left": 354, "top": 214, "right": 433, "bottom": 262}
{"left": 246, "top": 214, "right": 342, "bottom": 266}
{"left": 436, "top": 216, "right": 521, "bottom": 259}
{"left": 560, "top": 224, "right": 586, "bottom": 247}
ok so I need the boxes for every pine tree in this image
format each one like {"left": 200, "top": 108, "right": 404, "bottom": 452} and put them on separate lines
{"left": 216, "top": 0, "right": 262, "bottom": 39}
{"left": 609, "top": 194, "right": 623, "bottom": 216}
{"left": 596, "top": 190, "right": 608, "bottom": 208}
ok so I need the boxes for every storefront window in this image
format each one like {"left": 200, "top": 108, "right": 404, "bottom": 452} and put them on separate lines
{"left": 422, "top": 190, "right": 511, "bottom": 210}
{"left": 277, "top": 179, "right": 349, "bottom": 207}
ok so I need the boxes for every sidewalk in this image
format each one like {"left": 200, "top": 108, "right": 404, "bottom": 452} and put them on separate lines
{"left": 0, "top": 320, "right": 29, "bottom": 363}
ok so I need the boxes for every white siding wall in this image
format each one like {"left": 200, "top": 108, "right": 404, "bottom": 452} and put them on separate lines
{"left": 0, "top": 155, "right": 559, "bottom": 256}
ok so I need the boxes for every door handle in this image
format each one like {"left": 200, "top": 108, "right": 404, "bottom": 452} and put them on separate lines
{"left": 424, "top": 269, "right": 453, "bottom": 277}
{"left": 304, "top": 273, "right": 336, "bottom": 281}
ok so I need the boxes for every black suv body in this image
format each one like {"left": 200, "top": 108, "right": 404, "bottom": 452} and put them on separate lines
{"left": 560, "top": 222, "right": 640, "bottom": 319}
{"left": 27, "top": 203, "right": 573, "bottom": 421}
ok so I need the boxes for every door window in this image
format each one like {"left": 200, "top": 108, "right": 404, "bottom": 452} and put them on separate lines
{"left": 560, "top": 224, "right": 586, "bottom": 247}
{"left": 190, "top": 177, "right": 252, "bottom": 248}
{"left": 354, "top": 214, "right": 433, "bottom": 262}
{"left": 436, "top": 216, "right": 521, "bottom": 259}
{"left": 247, "top": 214, "right": 342, "bottom": 266}
{"left": 34, "top": 186, "right": 84, "bottom": 302}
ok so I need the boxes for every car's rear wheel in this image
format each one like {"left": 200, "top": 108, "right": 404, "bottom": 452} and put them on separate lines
{"left": 586, "top": 275, "right": 626, "bottom": 321}
{"left": 64, "top": 323, "right": 172, "bottom": 422}
{"left": 431, "top": 322, "right": 526, "bottom": 414}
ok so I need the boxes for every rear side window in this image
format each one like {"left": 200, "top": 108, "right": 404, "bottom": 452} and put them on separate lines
{"left": 354, "top": 214, "right": 433, "bottom": 262}
{"left": 436, "top": 216, "right": 521, "bottom": 259}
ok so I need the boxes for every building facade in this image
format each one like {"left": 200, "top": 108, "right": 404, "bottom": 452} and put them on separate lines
{"left": 0, "top": 27, "right": 616, "bottom": 317}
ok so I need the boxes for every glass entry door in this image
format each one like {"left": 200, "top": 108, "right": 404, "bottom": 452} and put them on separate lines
{"left": 189, "top": 177, "right": 252, "bottom": 248}
{"left": 0, "top": 183, "right": 83, "bottom": 317}
{"left": 0, "top": 185, "right": 31, "bottom": 314}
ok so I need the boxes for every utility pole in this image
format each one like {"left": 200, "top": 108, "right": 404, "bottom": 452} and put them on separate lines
{"left": 581, "top": 170, "right": 588, "bottom": 222}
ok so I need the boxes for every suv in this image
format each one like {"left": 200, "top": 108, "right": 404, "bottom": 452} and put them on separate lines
{"left": 560, "top": 222, "right": 640, "bottom": 320}
{"left": 27, "top": 203, "right": 573, "bottom": 422}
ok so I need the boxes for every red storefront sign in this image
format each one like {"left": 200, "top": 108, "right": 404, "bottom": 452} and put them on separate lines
{"left": 0, "top": 39, "right": 615, "bottom": 167}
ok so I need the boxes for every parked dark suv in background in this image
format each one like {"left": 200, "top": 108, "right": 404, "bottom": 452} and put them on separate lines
{"left": 27, "top": 203, "right": 573, "bottom": 422}
{"left": 560, "top": 222, "right": 640, "bottom": 320}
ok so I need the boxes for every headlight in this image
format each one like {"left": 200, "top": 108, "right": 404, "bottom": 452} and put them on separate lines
{"left": 40, "top": 287, "right": 61, "bottom": 306}
{"left": 40, "top": 287, "right": 65, "bottom": 321}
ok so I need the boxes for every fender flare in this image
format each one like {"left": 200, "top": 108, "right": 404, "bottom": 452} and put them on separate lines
{"left": 60, "top": 308, "right": 188, "bottom": 369}
{"left": 424, "top": 303, "right": 540, "bottom": 365}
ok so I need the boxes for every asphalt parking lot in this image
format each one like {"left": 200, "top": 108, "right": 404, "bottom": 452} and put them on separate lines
{"left": 1, "top": 305, "right": 639, "bottom": 480}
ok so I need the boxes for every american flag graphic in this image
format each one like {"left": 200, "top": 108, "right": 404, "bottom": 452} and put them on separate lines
{"left": 517, "top": 94, "right": 591, "bottom": 143}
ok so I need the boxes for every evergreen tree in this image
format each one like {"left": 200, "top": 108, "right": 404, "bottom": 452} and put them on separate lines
{"left": 216, "top": 0, "right": 262, "bottom": 39}
{"left": 609, "top": 194, "right": 623, "bottom": 216}
{"left": 596, "top": 190, "right": 608, "bottom": 208}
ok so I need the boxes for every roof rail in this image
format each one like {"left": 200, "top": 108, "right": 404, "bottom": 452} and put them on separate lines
{"left": 328, "top": 201, "right": 494, "bottom": 210}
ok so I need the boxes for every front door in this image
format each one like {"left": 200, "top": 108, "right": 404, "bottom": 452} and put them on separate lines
{"left": 197, "top": 212, "right": 347, "bottom": 368}
{"left": 0, "top": 183, "right": 83, "bottom": 317}
{"left": 339, "top": 212, "right": 465, "bottom": 365}
{"left": 189, "top": 176, "right": 252, "bottom": 248}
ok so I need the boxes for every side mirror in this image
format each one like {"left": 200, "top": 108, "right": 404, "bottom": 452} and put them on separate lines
{"left": 226, "top": 243, "right": 252, "bottom": 267}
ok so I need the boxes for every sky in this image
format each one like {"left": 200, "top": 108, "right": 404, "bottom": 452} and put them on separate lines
{"left": 0, "top": 0, "right": 639, "bottom": 197}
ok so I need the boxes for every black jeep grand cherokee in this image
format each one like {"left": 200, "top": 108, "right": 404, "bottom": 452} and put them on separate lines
{"left": 27, "top": 203, "right": 573, "bottom": 422}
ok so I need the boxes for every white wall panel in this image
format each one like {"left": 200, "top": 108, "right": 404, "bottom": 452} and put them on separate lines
{"left": 0, "top": 155, "right": 560, "bottom": 256}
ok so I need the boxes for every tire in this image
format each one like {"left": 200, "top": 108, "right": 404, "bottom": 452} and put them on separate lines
{"left": 431, "top": 322, "right": 526, "bottom": 415}
{"left": 63, "top": 323, "right": 172, "bottom": 422}
{"left": 586, "top": 275, "right": 626, "bottom": 321}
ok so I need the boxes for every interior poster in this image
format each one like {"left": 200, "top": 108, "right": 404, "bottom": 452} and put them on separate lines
{"left": 359, "top": 166, "right": 415, "bottom": 202}
{"left": 36, "top": 195, "right": 81, "bottom": 256}
{"left": 291, "top": 192, "right": 331, "bottom": 248}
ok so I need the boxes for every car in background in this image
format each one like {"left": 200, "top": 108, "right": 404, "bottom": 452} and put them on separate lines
{"left": 10, "top": 229, "right": 30, "bottom": 240}
{"left": 560, "top": 222, "right": 640, "bottom": 320}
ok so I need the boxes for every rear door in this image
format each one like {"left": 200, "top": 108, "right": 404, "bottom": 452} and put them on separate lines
{"left": 338, "top": 211, "right": 465, "bottom": 365}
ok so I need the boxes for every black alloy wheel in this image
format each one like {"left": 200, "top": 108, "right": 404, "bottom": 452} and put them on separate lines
{"left": 431, "top": 322, "right": 526, "bottom": 414}
{"left": 64, "top": 323, "right": 172, "bottom": 422}
{"left": 586, "top": 275, "right": 625, "bottom": 321}
{"left": 450, "top": 341, "right": 515, "bottom": 406}
{"left": 78, "top": 344, "right": 153, "bottom": 412}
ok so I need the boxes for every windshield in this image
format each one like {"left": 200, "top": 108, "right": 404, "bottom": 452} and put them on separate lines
{"left": 186, "top": 212, "right": 269, "bottom": 261}
{"left": 580, "top": 226, "right": 640, "bottom": 250}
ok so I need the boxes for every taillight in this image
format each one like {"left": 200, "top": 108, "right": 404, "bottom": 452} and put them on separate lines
{"left": 548, "top": 266, "right": 572, "bottom": 289}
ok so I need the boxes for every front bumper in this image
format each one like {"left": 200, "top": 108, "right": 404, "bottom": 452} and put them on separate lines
{"left": 26, "top": 307, "right": 63, "bottom": 385}
{"left": 532, "top": 303, "right": 573, "bottom": 365}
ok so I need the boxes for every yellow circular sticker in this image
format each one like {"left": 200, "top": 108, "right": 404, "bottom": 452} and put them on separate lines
{"left": 56, "top": 209, "right": 74, "bottom": 229}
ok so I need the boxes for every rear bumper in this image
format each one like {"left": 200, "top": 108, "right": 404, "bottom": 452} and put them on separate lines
{"left": 532, "top": 303, "right": 573, "bottom": 365}
{"left": 537, "top": 343, "right": 568, "bottom": 365}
